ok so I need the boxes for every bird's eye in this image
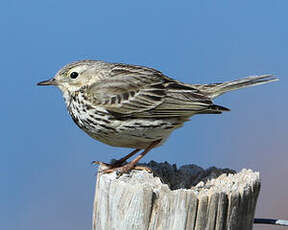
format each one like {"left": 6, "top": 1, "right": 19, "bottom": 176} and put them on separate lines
{"left": 70, "top": 72, "right": 79, "bottom": 79}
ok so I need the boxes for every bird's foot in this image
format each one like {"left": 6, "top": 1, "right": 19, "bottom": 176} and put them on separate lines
{"left": 91, "top": 161, "right": 151, "bottom": 177}
{"left": 91, "top": 159, "right": 125, "bottom": 168}
{"left": 91, "top": 160, "right": 113, "bottom": 168}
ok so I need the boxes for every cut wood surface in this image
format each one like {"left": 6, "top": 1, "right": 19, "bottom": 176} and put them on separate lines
{"left": 92, "top": 161, "right": 260, "bottom": 230}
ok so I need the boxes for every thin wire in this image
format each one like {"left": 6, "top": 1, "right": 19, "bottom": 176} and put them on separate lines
{"left": 254, "top": 218, "right": 288, "bottom": 226}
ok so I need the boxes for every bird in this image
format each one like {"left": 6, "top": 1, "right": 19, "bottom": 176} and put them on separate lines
{"left": 37, "top": 60, "right": 278, "bottom": 175}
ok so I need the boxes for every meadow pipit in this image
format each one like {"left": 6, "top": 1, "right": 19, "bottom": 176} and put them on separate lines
{"left": 37, "top": 60, "right": 278, "bottom": 175}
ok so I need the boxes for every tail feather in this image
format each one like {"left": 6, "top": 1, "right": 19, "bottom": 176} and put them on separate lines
{"left": 197, "top": 104, "right": 230, "bottom": 114}
{"left": 198, "top": 74, "right": 278, "bottom": 98}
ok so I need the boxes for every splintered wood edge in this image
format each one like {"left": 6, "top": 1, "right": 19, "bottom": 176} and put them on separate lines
{"left": 96, "top": 166, "right": 260, "bottom": 196}
{"left": 192, "top": 169, "right": 260, "bottom": 196}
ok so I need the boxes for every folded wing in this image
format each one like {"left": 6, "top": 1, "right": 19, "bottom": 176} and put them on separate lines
{"left": 86, "top": 64, "right": 228, "bottom": 118}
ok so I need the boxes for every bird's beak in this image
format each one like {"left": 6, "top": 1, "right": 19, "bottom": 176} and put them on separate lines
{"left": 37, "top": 78, "right": 57, "bottom": 86}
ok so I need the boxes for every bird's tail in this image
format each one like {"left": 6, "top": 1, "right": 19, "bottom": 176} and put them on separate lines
{"left": 194, "top": 74, "right": 278, "bottom": 99}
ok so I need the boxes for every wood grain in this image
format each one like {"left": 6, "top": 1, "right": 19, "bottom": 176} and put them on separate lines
{"left": 92, "top": 162, "right": 260, "bottom": 230}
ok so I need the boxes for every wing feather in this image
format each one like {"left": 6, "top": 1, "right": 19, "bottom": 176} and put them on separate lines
{"left": 85, "top": 64, "right": 220, "bottom": 118}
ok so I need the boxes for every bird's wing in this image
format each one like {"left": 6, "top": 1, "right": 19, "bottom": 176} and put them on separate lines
{"left": 86, "top": 64, "right": 221, "bottom": 118}
{"left": 145, "top": 81, "right": 225, "bottom": 117}
{"left": 86, "top": 64, "right": 166, "bottom": 116}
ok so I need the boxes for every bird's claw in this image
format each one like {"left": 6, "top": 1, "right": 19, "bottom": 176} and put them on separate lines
{"left": 99, "top": 164, "right": 152, "bottom": 177}
{"left": 91, "top": 160, "right": 152, "bottom": 177}
{"left": 91, "top": 160, "right": 124, "bottom": 168}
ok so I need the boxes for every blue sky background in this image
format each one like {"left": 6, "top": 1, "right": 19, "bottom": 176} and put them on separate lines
{"left": 2, "top": 1, "right": 287, "bottom": 229}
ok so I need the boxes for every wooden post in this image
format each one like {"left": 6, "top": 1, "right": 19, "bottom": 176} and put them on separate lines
{"left": 92, "top": 161, "right": 260, "bottom": 230}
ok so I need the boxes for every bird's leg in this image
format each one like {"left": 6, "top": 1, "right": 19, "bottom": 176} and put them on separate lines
{"left": 91, "top": 149, "right": 140, "bottom": 168}
{"left": 110, "top": 149, "right": 141, "bottom": 167}
{"left": 101, "top": 139, "right": 161, "bottom": 176}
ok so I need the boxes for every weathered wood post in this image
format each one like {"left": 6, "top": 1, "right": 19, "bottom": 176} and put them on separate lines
{"left": 92, "top": 161, "right": 260, "bottom": 230}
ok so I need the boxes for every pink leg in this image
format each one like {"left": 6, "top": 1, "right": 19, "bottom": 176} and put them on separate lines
{"left": 91, "top": 149, "right": 140, "bottom": 167}
{"left": 101, "top": 140, "right": 161, "bottom": 175}
{"left": 110, "top": 149, "right": 141, "bottom": 166}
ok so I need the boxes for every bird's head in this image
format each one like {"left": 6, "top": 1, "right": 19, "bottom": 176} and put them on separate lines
{"left": 37, "top": 60, "right": 108, "bottom": 94}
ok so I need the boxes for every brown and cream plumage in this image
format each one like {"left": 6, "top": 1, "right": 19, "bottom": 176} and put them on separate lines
{"left": 37, "top": 60, "right": 278, "bottom": 174}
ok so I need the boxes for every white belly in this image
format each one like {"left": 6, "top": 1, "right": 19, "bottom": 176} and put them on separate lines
{"left": 86, "top": 117, "right": 185, "bottom": 149}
